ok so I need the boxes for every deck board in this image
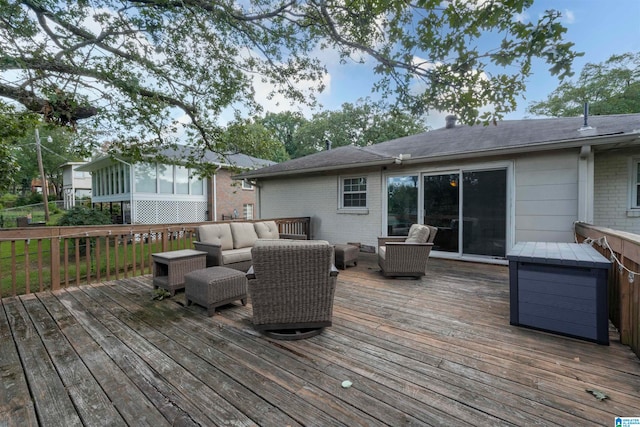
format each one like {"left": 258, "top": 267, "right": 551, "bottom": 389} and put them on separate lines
{"left": 1, "top": 254, "right": 639, "bottom": 426}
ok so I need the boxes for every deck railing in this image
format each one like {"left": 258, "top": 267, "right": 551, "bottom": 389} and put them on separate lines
{"left": 575, "top": 223, "right": 640, "bottom": 358}
{"left": 0, "top": 217, "right": 310, "bottom": 298}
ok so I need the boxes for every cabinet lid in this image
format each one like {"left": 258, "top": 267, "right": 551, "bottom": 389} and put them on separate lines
{"left": 507, "top": 242, "right": 611, "bottom": 268}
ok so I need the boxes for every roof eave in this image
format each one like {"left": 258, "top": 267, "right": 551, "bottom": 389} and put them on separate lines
{"left": 235, "top": 158, "right": 396, "bottom": 180}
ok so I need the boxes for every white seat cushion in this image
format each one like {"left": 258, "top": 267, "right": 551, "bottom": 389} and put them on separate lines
{"left": 198, "top": 223, "right": 233, "bottom": 250}
{"left": 221, "top": 248, "right": 252, "bottom": 265}
{"left": 230, "top": 222, "right": 259, "bottom": 249}
{"left": 405, "top": 224, "right": 430, "bottom": 243}
{"left": 254, "top": 221, "right": 280, "bottom": 239}
{"left": 378, "top": 246, "right": 386, "bottom": 260}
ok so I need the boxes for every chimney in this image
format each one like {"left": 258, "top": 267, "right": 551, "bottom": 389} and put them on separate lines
{"left": 445, "top": 115, "right": 457, "bottom": 129}
{"left": 325, "top": 138, "right": 332, "bottom": 150}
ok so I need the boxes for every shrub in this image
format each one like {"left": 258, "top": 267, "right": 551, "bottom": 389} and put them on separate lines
{"left": 0, "top": 193, "right": 18, "bottom": 208}
{"left": 28, "top": 192, "right": 43, "bottom": 205}
{"left": 58, "top": 206, "right": 112, "bottom": 226}
{"left": 49, "top": 202, "right": 61, "bottom": 215}
{"left": 57, "top": 206, "right": 112, "bottom": 255}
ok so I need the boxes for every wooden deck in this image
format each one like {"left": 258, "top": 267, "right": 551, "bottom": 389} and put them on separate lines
{"left": 2, "top": 254, "right": 639, "bottom": 426}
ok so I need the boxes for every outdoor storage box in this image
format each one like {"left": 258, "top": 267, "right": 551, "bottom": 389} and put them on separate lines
{"left": 507, "top": 242, "right": 611, "bottom": 345}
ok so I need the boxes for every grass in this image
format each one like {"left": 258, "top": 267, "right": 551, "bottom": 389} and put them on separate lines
{"left": 0, "top": 237, "right": 166, "bottom": 297}
{"left": 0, "top": 203, "right": 65, "bottom": 228}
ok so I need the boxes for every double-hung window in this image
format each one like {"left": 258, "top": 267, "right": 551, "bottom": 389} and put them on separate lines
{"left": 243, "top": 203, "right": 254, "bottom": 219}
{"left": 341, "top": 177, "right": 367, "bottom": 208}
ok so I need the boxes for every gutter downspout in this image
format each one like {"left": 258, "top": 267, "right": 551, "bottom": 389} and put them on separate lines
{"left": 212, "top": 165, "right": 222, "bottom": 221}
{"left": 578, "top": 145, "right": 594, "bottom": 223}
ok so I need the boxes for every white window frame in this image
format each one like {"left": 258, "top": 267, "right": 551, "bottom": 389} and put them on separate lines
{"left": 339, "top": 176, "right": 368, "bottom": 210}
{"left": 630, "top": 158, "right": 640, "bottom": 209}
{"left": 243, "top": 203, "right": 254, "bottom": 219}
{"left": 242, "top": 179, "right": 254, "bottom": 190}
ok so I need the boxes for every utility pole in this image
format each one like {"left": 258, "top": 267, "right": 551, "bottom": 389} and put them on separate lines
{"left": 35, "top": 128, "right": 50, "bottom": 222}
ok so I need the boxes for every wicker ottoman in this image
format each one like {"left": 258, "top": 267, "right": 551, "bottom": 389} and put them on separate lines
{"left": 184, "top": 266, "right": 248, "bottom": 316}
{"left": 334, "top": 244, "right": 359, "bottom": 269}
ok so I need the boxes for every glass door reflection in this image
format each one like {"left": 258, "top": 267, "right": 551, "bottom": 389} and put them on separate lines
{"left": 423, "top": 173, "right": 460, "bottom": 252}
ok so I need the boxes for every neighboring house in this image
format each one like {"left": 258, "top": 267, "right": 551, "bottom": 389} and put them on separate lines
{"left": 77, "top": 147, "right": 274, "bottom": 224}
{"left": 238, "top": 113, "right": 640, "bottom": 263}
{"left": 61, "top": 162, "right": 92, "bottom": 209}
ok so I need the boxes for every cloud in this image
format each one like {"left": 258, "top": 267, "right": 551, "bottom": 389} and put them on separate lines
{"left": 250, "top": 66, "right": 332, "bottom": 119}
{"left": 562, "top": 9, "right": 575, "bottom": 24}
{"left": 514, "top": 12, "right": 529, "bottom": 23}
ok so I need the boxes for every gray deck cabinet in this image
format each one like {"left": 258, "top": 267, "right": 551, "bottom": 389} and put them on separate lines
{"left": 507, "top": 242, "right": 611, "bottom": 345}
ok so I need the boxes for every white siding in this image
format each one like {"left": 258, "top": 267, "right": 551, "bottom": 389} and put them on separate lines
{"left": 258, "top": 172, "right": 383, "bottom": 249}
{"left": 593, "top": 148, "right": 640, "bottom": 234}
{"left": 514, "top": 151, "right": 579, "bottom": 243}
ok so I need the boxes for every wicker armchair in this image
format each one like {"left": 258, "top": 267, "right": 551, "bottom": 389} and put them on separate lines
{"left": 378, "top": 225, "right": 438, "bottom": 278}
{"left": 247, "top": 239, "right": 338, "bottom": 339}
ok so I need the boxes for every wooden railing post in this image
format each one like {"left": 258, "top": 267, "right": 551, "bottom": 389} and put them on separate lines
{"left": 50, "top": 229, "right": 60, "bottom": 291}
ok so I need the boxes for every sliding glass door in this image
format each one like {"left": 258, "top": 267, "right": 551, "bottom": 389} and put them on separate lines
{"left": 461, "top": 170, "right": 507, "bottom": 257}
{"left": 422, "top": 169, "right": 507, "bottom": 258}
{"left": 423, "top": 173, "right": 460, "bottom": 252}
{"left": 387, "top": 175, "right": 419, "bottom": 236}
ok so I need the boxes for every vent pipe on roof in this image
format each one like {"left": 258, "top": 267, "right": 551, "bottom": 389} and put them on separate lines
{"left": 325, "top": 138, "right": 332, "bottom": 150}
{"left": 582, "top": 103, "right": 589, "bottom": 128}
{"left": 445, "top": 115, "right": 457, "bottom": 129}
{"left": 578, "top": 102, "right": 595, "bottom": 134}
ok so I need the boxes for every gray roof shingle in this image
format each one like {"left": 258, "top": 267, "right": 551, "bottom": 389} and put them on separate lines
{"left": 78, "top": 145, "right": 275, "bottom": 172}
{"left": 239, "top": 113, "right": 640, "bottom": 179}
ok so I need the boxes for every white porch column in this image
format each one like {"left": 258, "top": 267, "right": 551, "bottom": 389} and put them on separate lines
{"left": 578, "top": 145, "right": 594, "bottom": 223}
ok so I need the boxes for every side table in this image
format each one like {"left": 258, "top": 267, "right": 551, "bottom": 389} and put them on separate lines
{"left": 152, "top": 249, "right": 207, "bottom": 296}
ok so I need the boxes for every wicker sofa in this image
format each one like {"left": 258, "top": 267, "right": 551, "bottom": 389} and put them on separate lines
{"left": 247, "top": 239, "right": 338, "bottom": 339}
{"left": 193, "top": 221, "right": 305, "bottom": 272}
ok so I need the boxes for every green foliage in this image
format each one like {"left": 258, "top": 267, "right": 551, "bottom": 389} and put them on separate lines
{"left": 14, "top": 192, "right": 42, "bottom": 207}
{"left": 527, "top": 52, "right": 640, "bottom": 117}
{"left": 262, "top": 99, "right": 428, "bottom": 158}
{"left": 220, "top": 119, "right": 290, "bottom": 163}
{"left": 0, "top": 0, "right": 580, "bottom": 165}
{"left": 0, "top": 103, "right": 40, "bottom": 191}
{"left": 5, "top": 126, "right": 87, "bottom": 197}
{"left": 258, "top": 112, "right": 308, "bottom": 159}
{"left": 0, "top": 193, "right": 18, "bottom": 209}
{"left": 57, "top": 206, "right": 112, "bottom": 227}
{"left": 0, "top": 103, "right": 39, "bottom": 140}
{"left": 152, "top": 288, "right": 172, "bottom": 301}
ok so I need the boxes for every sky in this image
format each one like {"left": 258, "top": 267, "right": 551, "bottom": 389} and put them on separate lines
{"left": 247, "top": 0, "right": 640, "bottom": 129}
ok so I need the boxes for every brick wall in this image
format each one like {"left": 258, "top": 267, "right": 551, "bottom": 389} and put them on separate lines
{"left": 594, "top": 148, "right": 640, "bottom": 234}
{"left": 210, "top": 168, "right": 257, "bottom": 221}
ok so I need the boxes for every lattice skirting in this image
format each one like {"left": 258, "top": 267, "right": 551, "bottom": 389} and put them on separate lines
{"left": 134, "top": 200, "right": 208, "bottom": 224}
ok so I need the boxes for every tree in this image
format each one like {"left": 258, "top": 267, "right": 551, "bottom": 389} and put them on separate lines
{"left": 292, "top": 99, "right": 428, "bottom": 157}
{"left": 7, "top": 126, "right": 86, "bottom": 196}
{"left": 220, "top": 119, "right": 290, "bottom": 163}
{"left": 258, "top": 112, "right": 308, "bottom": 160}
{"left": 527, "top": 52, "right": 640, "bottom": 117}
{"left": 1, "top": 0, "right": 580, "bottom": 165}
{"left": 0, "top": 102, "right": 40, "bottom": 191}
